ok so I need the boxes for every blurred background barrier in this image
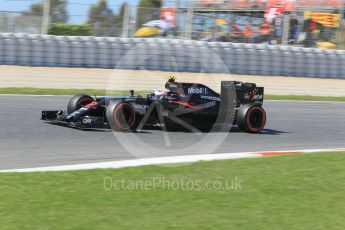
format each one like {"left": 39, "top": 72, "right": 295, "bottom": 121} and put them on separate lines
{"left": 1, "top": 32, "right": 345, "bottom": 79}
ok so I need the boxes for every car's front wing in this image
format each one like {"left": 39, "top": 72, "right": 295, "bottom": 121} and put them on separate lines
{"left": 41, "top": 111, "right": 109, "bottom": 129}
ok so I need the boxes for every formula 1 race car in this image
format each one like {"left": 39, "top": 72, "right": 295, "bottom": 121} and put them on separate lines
{"left": 42, "top": 80, "right": 266, "bottom": 133}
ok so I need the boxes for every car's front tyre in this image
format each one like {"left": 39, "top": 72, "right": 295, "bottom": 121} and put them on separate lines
{"left": 67, "top": 94, "right": 94, "bottom": 114}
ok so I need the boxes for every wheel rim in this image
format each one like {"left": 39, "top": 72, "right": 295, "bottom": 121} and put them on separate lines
{"left": 247, "top": 107, "right": 266, "bottom": 132}
{"left": 113, "top": 104, "right": 136, "bottom": 131}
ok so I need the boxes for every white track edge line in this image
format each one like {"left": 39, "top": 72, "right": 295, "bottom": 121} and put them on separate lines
{"left": 1, "top": 148, "right": 345, "bottom": 173}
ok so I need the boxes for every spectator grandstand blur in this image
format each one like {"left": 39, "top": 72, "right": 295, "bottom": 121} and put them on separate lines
{"left": 191, "top": 0, "right": 345, "bottom": 48}
{"left": 0, "top": 0, "right": 344, "bottom": 49}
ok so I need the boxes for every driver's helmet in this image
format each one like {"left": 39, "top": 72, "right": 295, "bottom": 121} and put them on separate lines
{"left": 165, "top": 81, "right": 178, "bottom": 92}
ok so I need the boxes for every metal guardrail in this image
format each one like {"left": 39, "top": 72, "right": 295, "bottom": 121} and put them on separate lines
{"left": 0, "top": 33, "right": 344, "bottom": 79}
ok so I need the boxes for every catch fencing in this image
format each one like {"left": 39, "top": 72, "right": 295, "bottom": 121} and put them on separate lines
{"left": 0, "top": 33, "right": 344, "bottom": 79}
{"left": 0, "top": 11, "right": 42, "bottom": 34}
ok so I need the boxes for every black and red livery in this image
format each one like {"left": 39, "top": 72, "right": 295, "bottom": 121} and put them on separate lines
{"left": 42, "top": 81, "right": 266, "bottom": 133}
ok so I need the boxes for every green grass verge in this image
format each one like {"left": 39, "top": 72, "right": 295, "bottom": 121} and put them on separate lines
{"left": 1, "top": 152, "right": 345, "bottom": 229}
{"left": 0, "top": 87, "right": 345, "bottom": 102}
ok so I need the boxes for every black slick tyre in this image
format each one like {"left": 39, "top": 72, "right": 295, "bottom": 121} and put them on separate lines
{"left": 236, "top": 104, "right": 266, "bottom": 133}
{"left": 106, "top": 102, "right": 137, "bottom": 132}
{"left": 67, "top": 94, "right": 94, "bottom": 114}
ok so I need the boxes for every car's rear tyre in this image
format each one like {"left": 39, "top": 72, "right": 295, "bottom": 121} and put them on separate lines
{"left": 106, "top": 102, "right": 137, "bottom": 132}
{"left": 236, "top": 104, "right": 266, "bottom": 133}
{"left": 67, "top": 94, "right": 94, "bottom": 114}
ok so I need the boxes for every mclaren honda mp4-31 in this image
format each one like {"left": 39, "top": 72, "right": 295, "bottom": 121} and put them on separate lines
{"left": 42, "top": 80, "right": 266, "bottom": 133}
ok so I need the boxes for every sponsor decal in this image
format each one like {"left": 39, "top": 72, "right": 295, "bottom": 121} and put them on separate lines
{"left": 83, "top": 117, "right": 92, "bottom": 124}
{"left": 188, "top": 87, "right": 208, "bottom": 95}
{"left": 133, "top": 104, "right": 148, "bottom": 110}
{"left": 200, "top": 95, "right": 221, "bottom": 101}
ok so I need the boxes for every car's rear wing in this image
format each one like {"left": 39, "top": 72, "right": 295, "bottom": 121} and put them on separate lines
{"left": 239, "top": 82, "right": 264, "bottom": 105}
{"left": 216, "top": 81, "right": 264, "bottom": 125}
{"left": 220, "top": 81, "right": 264, "bottom": 107}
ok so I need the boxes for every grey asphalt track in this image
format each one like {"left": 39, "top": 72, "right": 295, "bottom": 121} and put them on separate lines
{"left": 0, "top": 95, "right": 345, "bottom": 170}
